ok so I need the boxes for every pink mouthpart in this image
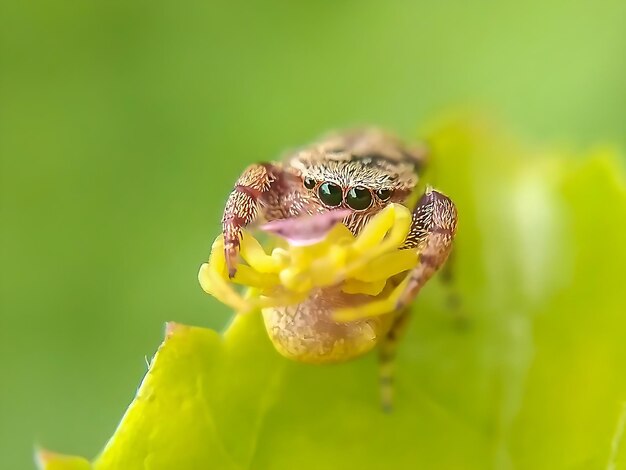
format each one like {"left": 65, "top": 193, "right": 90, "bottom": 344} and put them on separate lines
{"left": 261, "top": 209, "right": 352, "bottom": 246}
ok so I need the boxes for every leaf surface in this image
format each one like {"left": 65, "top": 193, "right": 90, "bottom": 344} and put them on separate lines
{"left": 37, "top": 119, "right": 626, "bottom": 470}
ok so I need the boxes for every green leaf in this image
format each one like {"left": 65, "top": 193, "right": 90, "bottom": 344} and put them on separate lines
{"left": 37, "top": 118, "right": 626, "bottom": 469}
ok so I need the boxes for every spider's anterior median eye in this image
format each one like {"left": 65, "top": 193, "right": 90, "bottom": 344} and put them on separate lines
{"left": 376, "top": 188, "right": 392, "bottom": 201}
{"left": 318, "top": 182, "right": 343, "bottom": 207}
{"left": 346, "top": 186, "right": 373, "bottom": 210}
{"left": 303, "top": 177, "right": 316, "bottom": 190}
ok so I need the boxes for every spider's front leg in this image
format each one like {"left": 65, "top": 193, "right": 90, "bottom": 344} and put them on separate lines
{"left": 377, "top": 189, "right": 457, "bottom": 411}
{"left": 397, "top": 188, "right": 458, "bottom": 309}
{"left": 333, "top": 193, "right": 457, "bottom": 322}
{"left": 222, "top": 162, "right": 289, "bottom": 277}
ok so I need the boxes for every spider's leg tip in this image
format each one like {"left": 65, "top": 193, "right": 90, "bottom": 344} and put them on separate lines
{"left": 225, "top": 255, "right": 238, "bottom": 278}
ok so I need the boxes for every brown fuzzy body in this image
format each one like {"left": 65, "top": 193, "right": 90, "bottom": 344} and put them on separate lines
{"left": 221, "top": 129, "right": 457, "bottom": 366}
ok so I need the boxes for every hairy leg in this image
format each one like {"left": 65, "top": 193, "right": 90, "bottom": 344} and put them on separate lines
{"left": 222, "top": 162, "right": 288, "bottom": 277}
{"left": 333, "top": 189, "right": 457, "bottom": 321}
{"left": 378, "top": 190, "right": 457, "bottom": 411}
{"left": 378, "top": 308, "right": 411, "bottom": 412}
{"left": 397, "top": 188, "right": 458, "bottom": 309}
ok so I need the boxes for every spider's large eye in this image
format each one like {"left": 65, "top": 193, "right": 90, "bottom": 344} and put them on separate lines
{"left": 346, "top": 186, "right": 373, "bottom": 210}
{"left": 376, "top": 188, "right": 392, "bottom": 201}
{"left": 318, "top": 182, "right": 343, "bottom": 207}
{"left": 303, "top": 177, "right": 316, "bottom": 189}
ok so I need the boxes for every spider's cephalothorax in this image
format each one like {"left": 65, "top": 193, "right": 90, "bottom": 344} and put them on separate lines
{"left": 215, "top": 128, "right": 457, "bottom": 409}
{"left": 222, "top": 129, "right": 429, "bottom": 275}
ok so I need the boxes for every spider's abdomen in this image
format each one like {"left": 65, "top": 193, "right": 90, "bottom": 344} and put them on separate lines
{"left": 261, "top": 287, "right": 395, "bottom": 364}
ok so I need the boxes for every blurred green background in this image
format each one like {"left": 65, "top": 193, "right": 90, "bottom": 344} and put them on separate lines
{"left": 1, "top": 0, "right": 626, "bottom": 468}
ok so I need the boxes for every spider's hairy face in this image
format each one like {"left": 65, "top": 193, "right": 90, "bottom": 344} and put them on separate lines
{"left": 293, "top": 156, "right": 416, "bottom": 210}
{"left": 284, "top": 129, "right": 423, "bottom": 233}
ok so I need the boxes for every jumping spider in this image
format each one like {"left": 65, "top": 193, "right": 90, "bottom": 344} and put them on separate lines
{"left": 199, "top": 129, "right": 457, "bottom": 410}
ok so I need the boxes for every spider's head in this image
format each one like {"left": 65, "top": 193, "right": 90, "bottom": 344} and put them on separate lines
{"left": 289, "top": 129, "right": 422, "bottom": 220}
{"left": 292, "top": 154, "right": 417, "bottom": 226}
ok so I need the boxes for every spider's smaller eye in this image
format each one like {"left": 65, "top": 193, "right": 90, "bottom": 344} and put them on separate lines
{"left": 376, "top": 189, "right": 392, "bottom": 201}
{"left": 318, "top": 182, "right": 343, "bottom": 207}
{"left": 303, "top": 177, "right": 316, "bottom": 190}
{"left": 346, "top": 186, "right": 373, "bottom": 211}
